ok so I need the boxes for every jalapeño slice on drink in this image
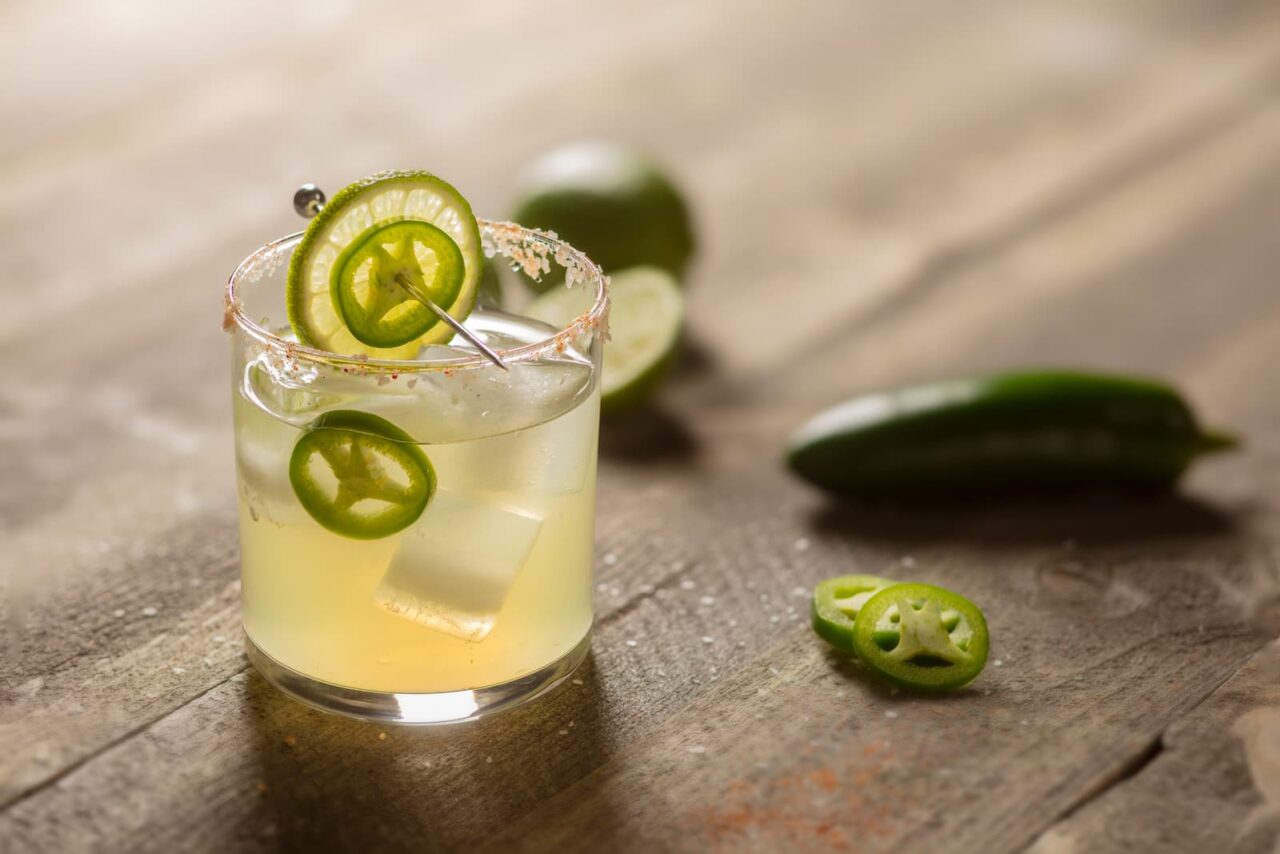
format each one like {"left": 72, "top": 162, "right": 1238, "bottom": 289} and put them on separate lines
{"left": 289, "top": 410, "right": 435, "bottom": 539}
{"left": 332, "top": 220, "right": 466, "bottom": 348}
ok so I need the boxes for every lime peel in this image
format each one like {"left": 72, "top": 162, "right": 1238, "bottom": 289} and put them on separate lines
{"left": 287, "top": 170, "right": 481, "bottom": 359}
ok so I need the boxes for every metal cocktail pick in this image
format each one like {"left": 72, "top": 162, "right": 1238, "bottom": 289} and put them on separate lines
{"left": 292, "top": 184, "right": 509, "bottom": 370}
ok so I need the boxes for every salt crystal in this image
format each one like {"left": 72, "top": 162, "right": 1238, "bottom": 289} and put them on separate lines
{"left": 171, "top": 667, "right": 186, "bottom": 674}
{"left": 572, "top": 678, "right": 583, "bottom": 686}
{"left": 626, "top": 640, "right": 638, "bottom": 648}
{"left": 688, "top": 745, "right": 706, "bottom": 754}
{"left": 699, "top": 596, "right": 716, "bottom": 606}
{"left": 770, "top": 615, "right": 780, "bottom": 624}
{"left": 768, "top": 667, "right": 780, "bottom": 677}
{"left": 213, "top": 635, "right": 226, "bottom": 643}
{"left": 638, "top": 584, "right": 654, "bottom": 594}
{"left": 486, "top": 755, "right": 494, "bottom": 764}
{"left": 558, "top": 730, "right": 568, "bottom": 736}
{"left": 993, "top": 660, "right": 1003, "bottom": 667}
{"left": 569, "top": 721, "right": 575, "bottom": 728}
{"left": 701, "top": 636, "right": 714, "bottom": 644}
{"left": 141, "top": 607, "right": 158, "bottom": 617}
{"left": 885, "top": 710, "right": 899, "bottom": 719}
{"left": 112, "top": 609, "right": 125, "bottom": 618}
{"left": 791, "top": 587, "right": 807, "bottom": 598}
{"left": 728, "top": 619, "right": 738, "bottom": 628}
{"left": 378, "top": 732, "right": 387, "bottom": 741}
{"left": 609, "top": 587, "right": 622, "bottom": 597}
{"left": 679, "top": 580, "right": 696, "bottom": 591}
{"left": 596, "top": 583, "right": 609, "bottom": 593}
{"left": 901, "top": 555, "right": 917, "bottom": 568}
{"left": 657, "top": 670, "right": 668, "bottom": 678}
{"left": 794, "top": 538, "right": 811, "bottom": 552}
{"left": 602, "top": 552, "right": 618, "bottom": 565}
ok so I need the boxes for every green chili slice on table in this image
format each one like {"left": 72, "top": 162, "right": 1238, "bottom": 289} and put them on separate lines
{"left": 811, "top": 574, "right": 897, "bottom": 652}
{"left": 289, "top": 410, "right": 435, "bottom": 540}
{"left": 852, "top": 582, "right": 989, "bottom": 692}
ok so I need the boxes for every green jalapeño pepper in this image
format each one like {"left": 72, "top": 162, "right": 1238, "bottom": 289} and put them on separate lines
{"left": 811, "top": 575, "right": 897, "bottom": 652}
{"left": 333, "top": 220, "right": 466, "bottom": 348}
{"left": 786, "top": 371, "right": 1236, "bottom": 498}
{"left": 289, "top": 410, "right": 436, "bottom": 539}
{"left": 853, "top": 583, "right": 989, "bottom": 692}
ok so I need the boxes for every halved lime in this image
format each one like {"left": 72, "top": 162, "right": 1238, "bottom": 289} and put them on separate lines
{"left": 529, "top": 266, "right": 683, "bottom": 412}
{"left": 287, "top": 171, "right": 482, "bottom": 358}
{"left": 289, "top": 410, "right": 435, "bottom": 539}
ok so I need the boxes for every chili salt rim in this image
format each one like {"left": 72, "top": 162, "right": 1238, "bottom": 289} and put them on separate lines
{"left": 224, "top": 219, "right": 609, "bottom": 373}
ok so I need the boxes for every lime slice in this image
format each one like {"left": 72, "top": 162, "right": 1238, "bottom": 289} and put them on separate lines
{"left": 511, "top": 142, "right": 695, "bottom": 291}
{"left": 529, "top": 266, "right": 682, "bottom": 412}
{"left": 289, "top": 410, "right": 436, "bottom": 539}
{"left": 333, "top": 221, "right": 465, "bottom": 348}
{"left": 287, "top": 170, "right": 482, "bottom": 358}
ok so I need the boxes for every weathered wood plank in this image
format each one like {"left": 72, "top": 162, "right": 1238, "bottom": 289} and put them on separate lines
{"left": 1029, "top": 639, "right": 1280, "bottom": 854}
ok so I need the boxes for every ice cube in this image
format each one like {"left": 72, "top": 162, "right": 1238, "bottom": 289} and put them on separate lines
{"left": 373, "top": 491, "right": 543, "bottom": 641}
{"left": 233, "top": 393, "right": 299, "bottom": 507}
{"left": 448, "top": 389, "right": 599, "bottom": 496}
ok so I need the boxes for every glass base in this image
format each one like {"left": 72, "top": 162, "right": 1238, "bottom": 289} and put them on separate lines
{"left": 245, "top": 632, "right": 590, "bottom": 725}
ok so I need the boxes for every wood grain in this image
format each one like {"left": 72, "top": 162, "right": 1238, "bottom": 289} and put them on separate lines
{"left": 3, "top": 0, "right": 1280, "bottom": 851}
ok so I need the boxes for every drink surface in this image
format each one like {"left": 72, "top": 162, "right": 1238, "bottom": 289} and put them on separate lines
{"left": 233, "top": 311, "right": 599, "bottom": 693}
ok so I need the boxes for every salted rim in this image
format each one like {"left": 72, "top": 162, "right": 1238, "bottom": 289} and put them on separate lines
{"left": 224, "top": 219, "right": 609, "bottom": 373}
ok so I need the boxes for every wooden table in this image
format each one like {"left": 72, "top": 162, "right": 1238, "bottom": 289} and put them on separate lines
{"left": 4, "top": 2, "right": 1280, "bottom": 850}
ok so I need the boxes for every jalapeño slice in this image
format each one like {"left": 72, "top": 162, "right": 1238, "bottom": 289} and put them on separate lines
{"left": 289, "top": 410, "right": 435, "bottom": 539}
{"left": 853, "top": 583, "right": 989, "bottom": 692}
{"left": 810, "top": 574, "right": 897, "bottom": 653}
{"left": 333, "top": 220, "right": 466, "bottom": 348}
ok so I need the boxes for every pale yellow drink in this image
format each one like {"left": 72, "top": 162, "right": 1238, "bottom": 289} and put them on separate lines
{"left": 234, "top": 312, "right": 599, "bottom": 695}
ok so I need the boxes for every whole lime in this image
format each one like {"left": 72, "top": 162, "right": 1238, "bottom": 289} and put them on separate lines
{"left": 511, "top": 141, "right": 696, "bottom": 290}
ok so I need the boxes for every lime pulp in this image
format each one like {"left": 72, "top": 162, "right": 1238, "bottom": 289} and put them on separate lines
{"left": 287, "top": 170, "right": 482, "bottom": 358}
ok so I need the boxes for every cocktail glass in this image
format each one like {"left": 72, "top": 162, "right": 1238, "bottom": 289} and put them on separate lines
{"left": 224, "top": 221, "right": 608, "bottom": 724}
